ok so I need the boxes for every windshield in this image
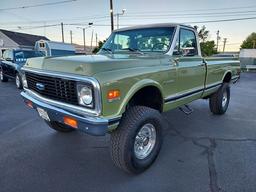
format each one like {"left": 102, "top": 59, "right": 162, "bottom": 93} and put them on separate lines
{"left": 14, "top": 50, "right": 45, "bottom": 61}
{"left": 101, "top": 27, "right": 175, "bottom": 54}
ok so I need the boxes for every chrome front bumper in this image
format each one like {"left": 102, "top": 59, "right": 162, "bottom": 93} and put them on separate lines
{"left": 21, "top": 91, "right": 120, "bottom": 136}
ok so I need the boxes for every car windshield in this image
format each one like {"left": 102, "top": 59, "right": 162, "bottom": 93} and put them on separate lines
{"left": 14, "top": 50, "right": 45, "bottom": 60}
{"left": 100, "top": 27, "right": 175, "bottom": 54}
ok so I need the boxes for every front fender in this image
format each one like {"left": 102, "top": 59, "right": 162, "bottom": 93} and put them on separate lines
{"left": 118, "top": 79, "right": 164, "bottom": 115}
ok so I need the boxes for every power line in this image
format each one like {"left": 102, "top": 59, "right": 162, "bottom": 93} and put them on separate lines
{"left": 128, "top": 4, "right": 256, "bottom": 14}
{"left": 0, "top": 0, "right": 77, "bottom": 11}
{"left": 186, "top": 16, "right": 256, "bottom": 24}
{"left": 120, "top": 13, "right": 256, "bottom": 20}
{"left": 124, "top": 10, "right": 256, "bottom": 17}
{"left": 6, "top": 16, "right": 256, "bottom": 31}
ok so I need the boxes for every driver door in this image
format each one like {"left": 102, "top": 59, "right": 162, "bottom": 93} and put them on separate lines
{"left": 173, "top": 28, "right": 206, "bottom": 101}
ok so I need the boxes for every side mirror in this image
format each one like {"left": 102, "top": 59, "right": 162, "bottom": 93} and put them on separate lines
{"left": 6, "top": 58, "right": 14, "bottom": 62}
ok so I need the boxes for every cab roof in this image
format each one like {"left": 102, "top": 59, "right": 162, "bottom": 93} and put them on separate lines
{"left": 114, "top": 23, "right": 194, "bottom": 32}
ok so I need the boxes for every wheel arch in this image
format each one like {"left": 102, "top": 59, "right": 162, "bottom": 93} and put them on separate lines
{"left": 119, "top": 79, "right": 164, "bottom": 114}
{"left": 222, "top": 70, "right": 232, "bottom": 83}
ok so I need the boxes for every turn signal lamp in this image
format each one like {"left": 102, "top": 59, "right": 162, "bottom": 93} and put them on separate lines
{"left": 107, "top": 90, "right": 121, "bottom": 100}
{"left": 64, "top": 116, "right": 78, "bottom": 128}
{"left": 26, "top": 100, "right": 33, "bottom": 108}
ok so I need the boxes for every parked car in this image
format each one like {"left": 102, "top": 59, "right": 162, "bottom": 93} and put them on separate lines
{"left": 35, "top": 40, "right": 76, "bottom": 56}
{"left": 20, "top": 23, "right": 240, "bottom": 173}
{"left": 0, "top": 49, "right": 45, "bottom": 89}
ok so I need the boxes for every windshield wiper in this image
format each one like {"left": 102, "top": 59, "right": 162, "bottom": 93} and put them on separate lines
{"left": 124, "top": 48, "right": 144, "bottom": 55}
{"left": 101, "top": 47, "right": 113, "bottom": 54}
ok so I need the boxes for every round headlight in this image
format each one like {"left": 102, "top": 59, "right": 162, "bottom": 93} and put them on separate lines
{"left": 80, "top": 87, "right": 93, "bottom": 105}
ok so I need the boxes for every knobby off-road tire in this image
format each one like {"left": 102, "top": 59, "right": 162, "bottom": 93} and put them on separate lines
{"left": 45, "top": 121, "right": 75, "bottom": 133}
{"left": 0, "top": 69, "right": 8, "bottom": 82}
{"left": 110, "top": 106, "right": 164, "bottom": 174}
{"left": 209, "top": 83, "right": 230, "bottom": 115}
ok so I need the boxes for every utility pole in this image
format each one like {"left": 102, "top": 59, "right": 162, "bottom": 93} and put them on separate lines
{"left": 70, "top": 30, "right": 73, "bottom": 44}
{"left": 91, "top": 29, "right": 94, "bottom": 52}
{"left": 96, "top": 33, "right": 98, "bottom": 47}
{"left": 253, "top": 40, "right": 256, "bottom": 49}
{"left": 61, "top": 22, "right": 64, "bottom": 43}
{"left": 83, "top": 28, "right": 86, "bottom": 53}
{"left": 223, "top": 38, "right": 227, "bottom": 52}
{"left": 110, "top": 0, "right": 114, "bottom": 32}
{"left": 216, "top": 30, "right": 220, "bottom": 52}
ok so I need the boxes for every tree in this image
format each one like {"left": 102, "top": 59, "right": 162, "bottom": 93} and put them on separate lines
{"left": 194, "top": 25, "right": 217, "bottom": 56}
{"left": 194, "top": 25, "right": 209, "bottom": 43}
{"left": 200, "top": 41, "right": 217, "bottom": 56}
{"left": 93, "top": 40, "right": 106, "bottom": 54}
{"left": 241, "top": 32, "right": 256, "bottom": 49}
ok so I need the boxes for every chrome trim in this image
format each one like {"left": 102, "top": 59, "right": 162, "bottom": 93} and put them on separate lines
{"left": 205, "top": 81, "right": 222, "bottom": 89}
{"left": 21, "top": 91, "right": 108, "bottom": 124}
{"left": 165, "top": 86, "right": 204, "bottom": 103}
{"left": 164, "top": 82, "right": 222, "bottom": 103}
{"left": 22, "top": 67, "right": 102, "bottom": 117}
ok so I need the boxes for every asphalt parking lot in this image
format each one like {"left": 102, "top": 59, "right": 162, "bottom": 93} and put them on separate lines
{"left": 0, "top": 73, "right": 255, "bottom": 192}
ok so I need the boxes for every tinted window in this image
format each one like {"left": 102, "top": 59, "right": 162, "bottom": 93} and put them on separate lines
{"left": 102, "top": 27, "right": 175, "bottom": 54}
{"left": 3, "top": 50, "right": 13, "bottom": 60}
{"left": 14, "top": 51, "right": 45, "bottom": 60}
{"left": 174, "top": 29, "right": 198, "bottom": 56}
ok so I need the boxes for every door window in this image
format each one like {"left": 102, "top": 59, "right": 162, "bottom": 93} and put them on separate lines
{"left": 174, "top": 29, "right": 198, "bottom": 56}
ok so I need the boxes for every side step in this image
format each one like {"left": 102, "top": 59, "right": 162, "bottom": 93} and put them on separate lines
{"left": 179, "top": 104, "right": 194, "bottom": 115}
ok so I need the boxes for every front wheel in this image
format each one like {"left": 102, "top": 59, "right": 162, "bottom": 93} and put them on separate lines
{"left": 110, "top": 106, "right": 163, "bottom": 174}
{"left": 209, "top": 83, "right": 230, "bottom": 115}
{"left": 0, "top": 69, "right": 8, "bottom": 82}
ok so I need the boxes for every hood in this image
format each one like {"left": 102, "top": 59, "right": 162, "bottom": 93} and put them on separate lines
{"left": 24, "top": 54, "right": 161, "bottom": 77}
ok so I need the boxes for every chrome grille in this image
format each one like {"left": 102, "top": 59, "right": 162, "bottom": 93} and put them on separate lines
{"left": 25, "top": 72, "right": 78, "bottom": 105}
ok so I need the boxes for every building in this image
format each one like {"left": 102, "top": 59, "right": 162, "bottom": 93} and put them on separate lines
{"left": 239, "top": 49, "right": 256, "bottom": 69}
{"left": 73, "top": 43, "right": 96, "bottom": 55}
{"left": 0, "top": 29, "right": 49, "bottom": 57}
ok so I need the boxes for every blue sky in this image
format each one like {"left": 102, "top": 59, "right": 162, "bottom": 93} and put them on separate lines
{"left": 0, "top": 0, "right": 255, "bottom": 51}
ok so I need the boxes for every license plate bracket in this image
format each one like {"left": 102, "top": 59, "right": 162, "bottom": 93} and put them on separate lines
{"left": 37, "top": 107, "right": 50, "bottom": 121}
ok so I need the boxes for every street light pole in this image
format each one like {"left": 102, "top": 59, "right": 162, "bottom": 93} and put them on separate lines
{"left": 70, "top": 30, "right": 73, "bottom": 44}
{"left": 223, "top": 38, "right": 227, "bottom": 52}
{"left": 110, "top": 0, "right": 114, "bottom": 32}
{"left": 216, "top": 30, "right": 220, "bottom": 52}
{"left": 61, "top": 22, "right": 64, "bottom": 43}
{"left": 83, "top": 28, "right": 86, "bottom": 52}
{"left": 77, "top": 23, "right": 93, "bottom": 55}
{"left": 116, "top": 9, "right": 126, "bottom": 29}
{"left": 91, "top": 29, "right": 94, "bottom": 52}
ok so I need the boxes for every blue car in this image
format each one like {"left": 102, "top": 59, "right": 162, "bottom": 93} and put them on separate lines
{"left": 0, "top": 49, "right": 45, "bottom": 89}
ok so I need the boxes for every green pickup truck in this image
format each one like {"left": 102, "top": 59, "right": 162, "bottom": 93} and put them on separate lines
{"left": 20, "top": 23, "right": 240, "bottom": 174}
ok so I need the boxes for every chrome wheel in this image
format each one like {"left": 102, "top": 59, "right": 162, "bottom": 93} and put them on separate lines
{"left": 222, "top": 91, "right": 228, "bottom": 107}
{"left": 134, "top": 123, "right": 156, "bottom": 160}
{"left": 16, "top": 75, "right": 20, "bottom": 88}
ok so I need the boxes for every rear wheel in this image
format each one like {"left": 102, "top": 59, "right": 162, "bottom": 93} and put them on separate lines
{"left": 209, "top": 83, "right": 230, "bottom": 115}
{"left": 0, "top": 69, "right": 8, "bottom": 82}
{"left": 110, "top": 106, "right": 163, "bottom": 174}
{"left": 15, "top": 73, "right": 23, "bottom": 89}
{"left": 45, "top": 121, "right": 75, "bottom": 133}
